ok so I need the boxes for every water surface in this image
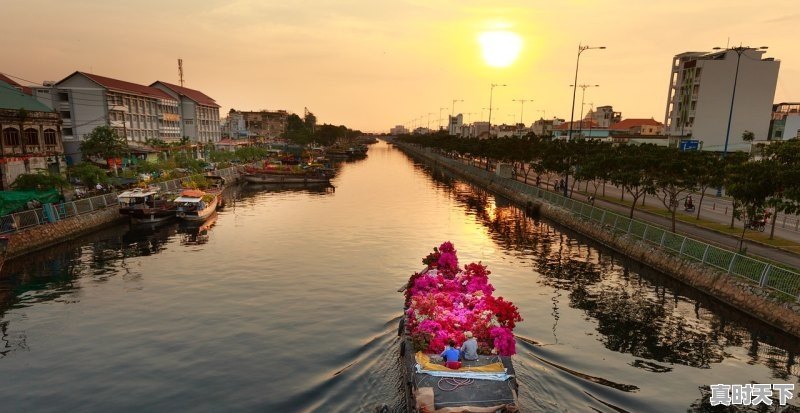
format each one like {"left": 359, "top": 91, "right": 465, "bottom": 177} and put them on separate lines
{"left": 1, "top": 141, "right": 798, "bottom": 412}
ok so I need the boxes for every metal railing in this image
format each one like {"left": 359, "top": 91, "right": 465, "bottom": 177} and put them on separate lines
{"left": 410, "top": 144, "right": 800, "bottom": 302}
{"left": 0, "top": 165, "right": 244, "bottom": 236}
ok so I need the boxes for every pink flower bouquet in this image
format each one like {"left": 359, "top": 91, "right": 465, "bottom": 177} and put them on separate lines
{"left": 404, "top": 242, "right": 522, "bottom": 356}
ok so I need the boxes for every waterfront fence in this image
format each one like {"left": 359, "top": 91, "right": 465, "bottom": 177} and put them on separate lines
{"left": 417, "top": 146, "right": 800, "bottom": 302}
{"left": 0, "top": 166, "right": 244, "bottom": 236}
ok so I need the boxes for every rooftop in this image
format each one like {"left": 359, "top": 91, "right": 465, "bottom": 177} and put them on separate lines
{"left": 152, "top": 81, "right": 219, "bottom": 108}
{"left": 0, "top": 80, "right": 55, "bottom": 112}
{"left": 610, "top": 118, "right": 663, "bottom": 130}
{"left": 60, "top": 72, "right": 176, "bottom": 101}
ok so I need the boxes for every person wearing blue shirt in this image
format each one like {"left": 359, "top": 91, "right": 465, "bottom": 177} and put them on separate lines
{"left": 441, "top": 339, "right": 461, "bottom": 369}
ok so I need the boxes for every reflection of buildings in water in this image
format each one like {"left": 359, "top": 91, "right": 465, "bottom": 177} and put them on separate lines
{"left": 424, "top": 164, "right": 800, "bottom": 380}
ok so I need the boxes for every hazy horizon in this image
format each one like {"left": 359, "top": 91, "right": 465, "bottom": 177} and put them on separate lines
{"left": 2, "top": 0, "right": 797, "bottom": 132}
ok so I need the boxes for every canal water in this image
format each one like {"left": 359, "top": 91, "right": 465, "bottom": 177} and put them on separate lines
{"left": 1, "top": 141, "right": 798, "bottom": 412}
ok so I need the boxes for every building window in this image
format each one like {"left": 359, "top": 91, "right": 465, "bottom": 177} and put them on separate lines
{"left": 3, "top": 128, "right": 21, "bottom": 146}
{"left": 58, "top": 92, "right": 69, "bottom": 101}
{"left": 63, "top": 127, "right": 73, "bottom": 136}
{"left": 60, "top": 111, "right": 71, "bottom": 119}
{"left": 24, "top": 128, "right": 39, "bottom": 145}
{"left": 44, "top": 130, "right": 57, "bottom": 145}
{"left": 776, "top": 131, "right": 783, "bottom": 139}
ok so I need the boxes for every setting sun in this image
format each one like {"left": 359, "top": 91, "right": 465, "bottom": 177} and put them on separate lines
{"left": 478, "top": 30, "right": 523, "bottom": 68}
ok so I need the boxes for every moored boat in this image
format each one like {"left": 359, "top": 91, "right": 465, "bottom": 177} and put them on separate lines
{"left": 118, "top": 187, "right": 178, "bottom": 224}
{"left": 174, "top": 189, "right": 220, "bottom": 222}
{"left": 241, "top": 164, "right": 331, "bottom": 185}
{"left": 398, "top": 242, "right": 521, "bottom": 412}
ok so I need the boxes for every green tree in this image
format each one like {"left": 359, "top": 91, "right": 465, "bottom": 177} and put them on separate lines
{"left": 652, "top": 147, "right": 697, "bottom": 232}
{"left": 12, "top": 169, "right": 69, "bottom": 191}
{"left": 79, "top": 126, "right": 128, "bottom": 175}
{"left": 69, "top": 163, "right": 109, "bottom": 188}
{"left": 725, "top": 160, "right": 779, "bottom": 251}
{"left": 609, "top": 144, "right": 657, "bottom": 218}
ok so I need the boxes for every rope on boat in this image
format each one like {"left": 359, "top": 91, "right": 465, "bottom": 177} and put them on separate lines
{"left": 437, "top": 377, "right": 475, "bottom": 391}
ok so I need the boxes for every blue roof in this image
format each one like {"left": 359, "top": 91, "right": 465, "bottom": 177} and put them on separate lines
{"left": 0, "top": 80, "right": 53, "bottom": 112}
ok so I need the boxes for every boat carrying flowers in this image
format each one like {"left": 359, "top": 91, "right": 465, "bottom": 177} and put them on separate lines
{"left": 398, "top": 241, "right": 521, "bottom": 413}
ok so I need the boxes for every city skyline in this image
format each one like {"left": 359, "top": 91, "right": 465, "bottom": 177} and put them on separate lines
{"left": 2, "top": 0, "right": 798, "bottom": 132}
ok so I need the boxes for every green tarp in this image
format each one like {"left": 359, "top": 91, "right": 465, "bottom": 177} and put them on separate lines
{"left": 0, "top": 189, "right": 61, "bottom": 216}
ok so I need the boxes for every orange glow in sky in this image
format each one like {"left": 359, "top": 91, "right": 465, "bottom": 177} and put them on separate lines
{"left": 1, "top": 0, "right": 797, "bottom": 132}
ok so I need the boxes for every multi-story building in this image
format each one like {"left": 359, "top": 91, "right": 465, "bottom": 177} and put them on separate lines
{"left": 768, "top": 102, "right": 800, "bottom": 141}
{"left": 609, "top": 118, "right": 664, "bottom": 135}
{"left": 32, "top": 72, "right": 181, "bottom": 162}
{"left": 230, "top": 110, "right": 289, "bottom": 139}
{"left": 222, "top": 110, "right": 248, "bottom": 139}
{"left": 390, "top": 125, "right": 409, "bottom": 135}
{"left": 584, "top": 105, "right": 621, "bottom": 128}
{"left": 151, "top": 81, "right": 221, "bottom": 144}
{"left": 531, "top": 118, "right": 564, "bottom": 137}
{"left": 0, "top": 80, "right": 65, "bottom": 189}
{"left": 664, "top": 48, "right": 780, "bottom": 151}
{"left": 448, "top": 114, "right": 463, "bottom": 136}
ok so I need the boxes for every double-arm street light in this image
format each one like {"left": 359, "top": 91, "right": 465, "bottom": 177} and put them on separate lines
{"left": 451, "top": 99, "right": 464, "bottom": 116}
{"left": 438, "top": 107, "right": 448, "bottom": 131}
{"left": 566, "top": 44, "right": 605, "bottom": 196}
{"left": 569, "top": 84, "right": 599, "bottom": 135}
{"left": 512, "top": 99, "right": 532, "bottom": 136}
{"left": 488, "top": 83, "right": 507, "bottom": 137}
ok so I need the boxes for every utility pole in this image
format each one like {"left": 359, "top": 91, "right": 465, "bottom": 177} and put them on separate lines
{"left": 178, "top": 58, "right": 184, "bottom": 86}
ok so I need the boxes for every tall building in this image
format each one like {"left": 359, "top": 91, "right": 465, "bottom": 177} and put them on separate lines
{"left": 390, "top": 125, "right": 409, "bottom": 135}
{"left": 448, "top": 114, "right": 463, "bottom": 135}
{"left": 32, "top": 72, "right": 181, "bottom": 162}
{"left": 768, "top": 102, "right": 800, "bottom": 141}
{"left": 0, "top": 80, "right": 65, "bottom": 189}
{"left": 584, "top": 105, "right": 621, "bottom": 128}
{"left": 664, "top": 48, "right": 780, "bottom": 151}
{"left": 151, "top": 81, "right": 221, "bottom": 144}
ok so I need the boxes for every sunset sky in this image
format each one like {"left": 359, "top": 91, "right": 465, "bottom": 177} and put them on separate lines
{"left": 1, "top": 0, "right": 797, "bottom": 132}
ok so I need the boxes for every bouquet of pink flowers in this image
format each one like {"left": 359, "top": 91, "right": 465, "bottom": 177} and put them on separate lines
{"left": 404, "top": 242, "right": 522, "bottom": 356}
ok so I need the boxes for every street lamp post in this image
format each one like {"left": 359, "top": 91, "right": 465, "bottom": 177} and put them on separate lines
{"left": 426, "top": 112, "right": 434, "bottom": 133}
{"left": 451, "top": 99, "right": 464, "bottom": 116}
{"left": 569, "top": 84, "right": 599, "bottom": 137}
{"left": 438, "top": 107, "right": 448, "bottom": 131}
{"left": 488, "top": 83, "right": 507, "bottom": 138}
{"left": 566, "top": 44, "right": 605, "bottom": 197}
{"left": 512, "top": 99, "right": 532, "bottom": 136}
{"left": 713, "top": 45, "right": 768, "bottom": 196}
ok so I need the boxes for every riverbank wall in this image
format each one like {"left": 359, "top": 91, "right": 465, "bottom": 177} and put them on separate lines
{"left": 395, "top": 142, "right": 800, "bottom": 337}
{"left": 3, "top": 166, "right": 245, "bottom": 262}
{"left": 6, "top": 206, "right": 126, "bottom": 259}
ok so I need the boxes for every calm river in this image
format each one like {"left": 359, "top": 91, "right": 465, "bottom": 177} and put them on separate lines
{"left": 1, "top": 141, "right": 798, "bottom": 412}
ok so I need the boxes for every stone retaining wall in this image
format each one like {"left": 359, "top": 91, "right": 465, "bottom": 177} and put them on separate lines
{"left": 6, "top": 206, "right": 126, "bottom": 259}
{"left": 397, "top": 142, "right": 800, "bottom": 337}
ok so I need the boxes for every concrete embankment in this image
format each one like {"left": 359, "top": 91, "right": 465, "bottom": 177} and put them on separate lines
{"left": 395, "top": 142, "right": 800, "bottom": 338}
{"left": 6, "top": 206, "right": 126, "bottom": 259}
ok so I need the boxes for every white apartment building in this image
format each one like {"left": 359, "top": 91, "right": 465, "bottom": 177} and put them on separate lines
{"left": 664, "top": 48, "right": 780, "bottom": 151}
{"left": 390, "top": 125, "right": 409, "bottom": 135}
{"left": 33, "top": 72, "right": 181, "bottom": 162}
{"left": 151, "top": 81, "right": 221, "bottom": 144}
{"left": 448, "top": 114, "right": 463, "bottom": 136}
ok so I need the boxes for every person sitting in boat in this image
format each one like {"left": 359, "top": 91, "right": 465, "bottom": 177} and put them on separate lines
{"left": 461, "top": 331, "right": 479, "bottom": 361}
{"left": 440, "top": 339, "right": 461, "bottom": 369}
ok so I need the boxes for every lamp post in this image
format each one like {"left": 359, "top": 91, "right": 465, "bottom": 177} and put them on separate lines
{"left": 426, "top": 112, "right": 434, "bottom": 133}
{"left": 566, "top": 44, "right": 605, "bottom": 196}
{"left": 438, "top": 107, "right": 448, "bottom": 131}
{"left": 512, "top": 99, "right": 532, "bottom": 136}
{"left": 488, "top": 83, "right": 507, "bottom": 138}
{"left": 451, "top": 99, "right": 464, "bottom": 116}
{"left": 713, "top": 45, "right": 767, "bottom": 196}
{"left": 569, "top": 84, "right": 599, "bottom": 137}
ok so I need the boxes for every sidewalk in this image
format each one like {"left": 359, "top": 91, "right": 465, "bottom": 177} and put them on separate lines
{"left": 513, "top": 172, "right": 800, "bottom": 269}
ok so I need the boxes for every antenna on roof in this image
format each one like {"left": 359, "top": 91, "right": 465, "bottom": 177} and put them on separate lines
{"left": 178, "top": 58, "right": 184, "bottom": 87}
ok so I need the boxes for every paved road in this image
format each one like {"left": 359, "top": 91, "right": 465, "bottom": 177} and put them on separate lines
{"left": 460, "top": 158, "right": 800, "bottom": 268}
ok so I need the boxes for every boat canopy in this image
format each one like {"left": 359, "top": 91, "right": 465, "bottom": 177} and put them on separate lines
{"left": 174, "top": 196, "right": 203, "bottom": 203}
{"left": 179, "top": 189, "right": 206, "bottom": 198}
{"left": 118, "top": 188, "right": 158, "bottom": 199}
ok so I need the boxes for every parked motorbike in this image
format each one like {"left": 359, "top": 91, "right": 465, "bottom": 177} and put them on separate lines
{"left": 745, "top": 218, "right": 766, "bottom": 232}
